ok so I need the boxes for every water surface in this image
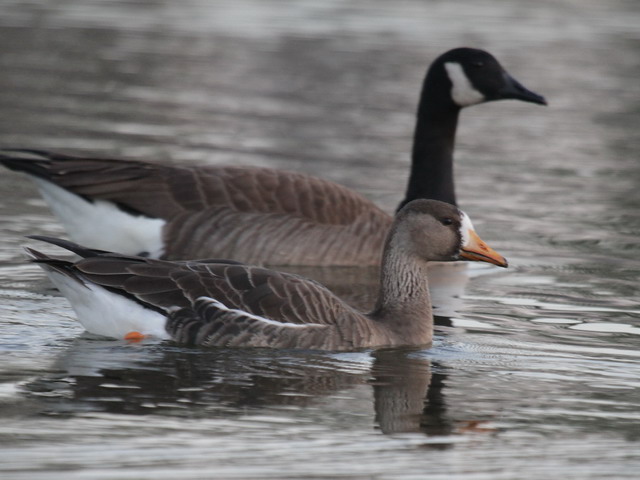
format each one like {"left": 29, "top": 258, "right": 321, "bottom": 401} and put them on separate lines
{"left": 1, "top": 0, "right": 640, "bottom": 478}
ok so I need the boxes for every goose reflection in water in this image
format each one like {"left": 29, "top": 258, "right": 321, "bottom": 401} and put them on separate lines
{"left": 22, "top": 339, "right": 494, "bottom": 440}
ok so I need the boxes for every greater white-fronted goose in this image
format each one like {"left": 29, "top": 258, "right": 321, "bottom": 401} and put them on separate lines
{"left": 26, "top": 200, "right": 507, "bottom": 350}
{"left": 3, "top": 48, "right": 544, "bottom": 266}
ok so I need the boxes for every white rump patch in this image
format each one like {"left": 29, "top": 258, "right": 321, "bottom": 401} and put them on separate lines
{"left": 196, "top": 297, "right": 324, "bottom": 329}
{"left": 43, "top": 268, "right": 170, "bottom": 340}
{"left": 444, "top": 62, "right": 485, "bottom": 107}
{"left": 32, "top": 177, "right": 166, "bottom": 257}
{"left": 459, "top": 211, "right": 475, "bottom": 247}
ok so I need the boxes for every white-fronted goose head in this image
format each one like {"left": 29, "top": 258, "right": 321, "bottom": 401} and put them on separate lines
{"left": 2, "top": 48, "right": 544, "bottom": 266}
{"left": 25, "top": 200, "right": 507, "bottom": 351}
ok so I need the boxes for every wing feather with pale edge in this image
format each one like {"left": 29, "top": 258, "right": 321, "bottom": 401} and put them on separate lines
{"left": 0, "top": 150, "right": 384, "bottom": 225}
{"left": 74, "top": 257, "right": 360, "bottom": 327}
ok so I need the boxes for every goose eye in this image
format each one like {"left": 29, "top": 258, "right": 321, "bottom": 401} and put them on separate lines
{"left": 440, "top": 218, "right": 454, "bottom": 226}
{"left": 472, "top": 61, "right": 484, "bottom": 68}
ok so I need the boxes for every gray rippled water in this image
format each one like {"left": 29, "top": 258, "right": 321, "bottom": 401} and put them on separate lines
{"left": 1, "top": 0, "right": 639, "bottom": 479}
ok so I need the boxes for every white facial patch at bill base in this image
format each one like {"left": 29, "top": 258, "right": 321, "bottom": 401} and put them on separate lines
{"left": 444, "top": 62, "right": 486, "bottom": 107}
{"left": 458, "top": 210, "right": 475, "bottom": 248}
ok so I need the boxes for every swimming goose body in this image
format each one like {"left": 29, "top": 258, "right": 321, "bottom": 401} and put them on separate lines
{"left": 26, "top": 200, "right": 507, "bottom": 350}
{"left": 2, "top": 48, "right": 545, "bottom": 266}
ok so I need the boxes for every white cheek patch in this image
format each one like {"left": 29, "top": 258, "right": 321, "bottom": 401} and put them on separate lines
{"left": 445, "top": 62, "right": 485, "bottom": 107}
{"left": 459, "top": 211, "right": 475, "bottom": 247}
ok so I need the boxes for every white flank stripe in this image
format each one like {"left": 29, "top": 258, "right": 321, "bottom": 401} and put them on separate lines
{"left": 197, "top": 297, "right": 325, "bottom": 329}
{"left": 44, "top": 269, "right": 170, "bottom": 340}
{"left": 444, "top": 62, "right": 485, "bottom": 107}
{"left": 33, "top": 177, "right": 166, "bottom": 257}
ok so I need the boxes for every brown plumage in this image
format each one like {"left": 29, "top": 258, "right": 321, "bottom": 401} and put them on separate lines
{"left": 1, "top": 48, "right": 545, "bottom": 266}
{"left": 15, "top": 153, "right": 388, "bottom": 264}
{"left": 26, "top": 200, "right": 507, "bottom": 351}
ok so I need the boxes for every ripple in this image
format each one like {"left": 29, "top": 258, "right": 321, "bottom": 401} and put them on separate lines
{"left": 530, "top": 317, "right": 582, "bottom": 325}
{"left": 570, "top": 322, "right": 640, "bottom": 335}
{"left": 1, "top": 0, "right": 640, "bottom": 478}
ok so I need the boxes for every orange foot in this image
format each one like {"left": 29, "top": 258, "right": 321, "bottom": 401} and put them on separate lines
{"left": 124, "top": 331, "right": 146, "bottom": 343}
{"left": 456, "top": 420, "right": 498, "bottom": 434}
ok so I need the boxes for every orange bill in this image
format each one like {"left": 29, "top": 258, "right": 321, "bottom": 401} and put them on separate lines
{"left": 460, "top": 230, "right": 508, "bottom": 267}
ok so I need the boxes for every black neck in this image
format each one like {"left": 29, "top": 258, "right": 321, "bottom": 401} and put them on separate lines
{"left": 397, "top": 89, "right": 461, "bottom": 211}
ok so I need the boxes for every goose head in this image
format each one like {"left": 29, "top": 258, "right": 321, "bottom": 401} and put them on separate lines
{"left": 430, "top": 47, "right": 547, "bottom": 108}
{"left": 391, "top": 199, "right": 508, "bottom": 267}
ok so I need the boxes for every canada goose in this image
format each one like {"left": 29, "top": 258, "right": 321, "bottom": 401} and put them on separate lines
{"left": 2, "top": 48, "right": 544, "bottom": 266}
{"left": 25, "top": 200, "right": 507, "bottom": 350}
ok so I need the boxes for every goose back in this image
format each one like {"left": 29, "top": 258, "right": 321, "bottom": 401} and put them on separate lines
{"left": 4, "top": 150, "right": 391, "bottom": 265}
{"left": 26, "top": 200, "right": 507, "bottom": 350}
{"left": 28, "top": 237, "right": 388, "bottom": 349}
{"left": 2, "top": 48, "right": 544, "bottom": 266}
